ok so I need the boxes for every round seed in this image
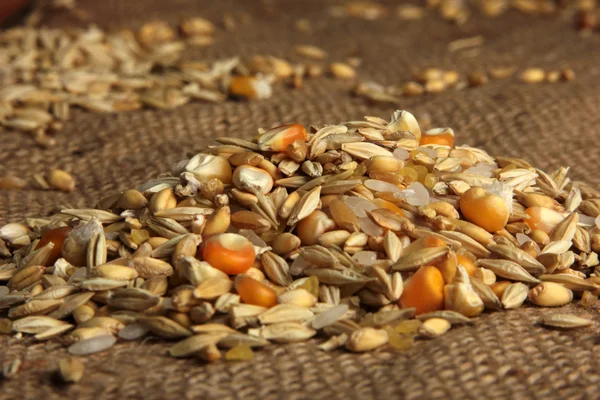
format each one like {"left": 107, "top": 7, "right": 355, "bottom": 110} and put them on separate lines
{"left": 235, "top": 275, "right": 277, "bottom": 308}
{"left": 202, "top": 233, "right": 255, "bottom": 275}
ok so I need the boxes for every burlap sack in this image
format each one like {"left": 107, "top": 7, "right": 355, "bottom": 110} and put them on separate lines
{"left": 1, "top": 1, "right": 599, "bottom": 398}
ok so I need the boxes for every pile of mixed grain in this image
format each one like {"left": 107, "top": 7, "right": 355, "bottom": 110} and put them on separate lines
{"left": 1, "top": 109, "right": 599, "bottom": 381}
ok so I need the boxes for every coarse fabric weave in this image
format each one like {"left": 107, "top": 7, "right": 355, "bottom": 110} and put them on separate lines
{"left": 1, "top": 1, "right": 600, "bottom": 399}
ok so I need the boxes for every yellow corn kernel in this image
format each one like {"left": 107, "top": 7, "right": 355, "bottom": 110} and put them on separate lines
{"left": 257, "top": 124, "right": 307, "bottom": 152}
{"left": 419, "top": 127, "right": 455, "bottom": 147}
{"left": 229, "top": 76, "right": 272, "bottom": 100}
{"left": 399, "top": 266, "right": 445, "bottom": 315}
{"left": 524, "top": 207, "right": 564, "bottom": 234}
{"left": 459, "top": 187, "right": 509, "bottom": 233}
{"left": 235, "top": 275, "right": 277, "bottom": 308}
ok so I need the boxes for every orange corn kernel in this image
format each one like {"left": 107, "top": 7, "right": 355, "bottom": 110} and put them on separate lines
{"left": 524, "top": 207, "right": 564, "bottom": 234}
{"left": 229, "top": 76, "right": 272, "bottom": 100}
{"left": 202, "top": 233, "right": 255, "bottom": 275}
{"left": 459, "top": 187, "right": 509, "bottom": 232}
{"left": 399, "top": 266, "right": 445, "bottom": 315}
{"left": 235, "top": 274, "right": 277, "bottom": 308}
{"left": 490, "top": 281, "right": 511, "bottom": 298}
{"left": 296, "top": 210, "right": 336, "bottom": 245}
{"left": 456, "top": 254, "right": 477, "bottom": 277}
{"left": 419, "top": 127, "right": 455, "bottom": 147}
{"left": 372, "top": 198, "right": 405, "bottom": 216}
{"left": 36, "top": 226, "right": 72, "bottom": 265}
{"left": 257, "top": 123, "right": 307, "bottom": 152}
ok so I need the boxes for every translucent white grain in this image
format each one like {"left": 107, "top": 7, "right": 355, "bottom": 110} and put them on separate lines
{"left": 238, "top": 229, "right": 268, "bottom": 247}
{"left": 68, "top": 335, "right": 116, "bottom": 355}
{"left": 396, "top": 182, "right": 429, "bottom": 206}
{"left": 358, "top": 217, "right": 384, "bottom": 237}
{"left": 464, "top": 163, "right": 494, "bottom": 177}
{"left": 393, "top": 148, "right": 409, "bottom": 161}
{"left": 352, "top": 251, "right": 377, "bottom": 267}
{"left": 311, "top": 304, "right": 349, "bottom": 329}
{"left": 416, "top": 146, "right": 438, "bottom": 158}
{"left": 364, "top": 179, "right": 402, "bottom": 193}
{"left": 346, "top": 197, "right": 378, "bottom": 218}
{"left": 515, "top": 233, "right": 532, "bottom": 246}
{"left": 290, "top": 256, "right": 311, "bottom": 276}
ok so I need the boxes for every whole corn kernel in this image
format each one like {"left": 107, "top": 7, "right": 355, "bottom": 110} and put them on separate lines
{"left": 524, "top": 207, "right": 564, "bottom": 234}
{"left": 202, "top": 233, "right": 255, "bottom": 275}
{"left": 460, "top": 187, "right": 509, "bottom": 232}
{"left": 419, "top": 127, "right": 455, "bottom": 147}
{"left": 257, "top": 124, "right": 307, "bottom": 152}
{"left": 235, "top": 274, "right": 277, "bottom": 308}
{"left": 399, "top": 266, "right": 445, "bottom": 315}
{"left": 232, "top": 165, "right": 274, "bottom": 194}
{"left": 229, "top": 76, "right": 272, "bottom": 100}
{"left": 184, "top": 154, "right": 232, "bottom": 184}
{"left": 36, "top": 226, "right": 71, "bottom": 266}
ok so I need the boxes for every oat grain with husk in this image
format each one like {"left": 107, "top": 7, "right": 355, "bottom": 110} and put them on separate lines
{"left": 0, "top": 109, "right": 598, "bottom": 366}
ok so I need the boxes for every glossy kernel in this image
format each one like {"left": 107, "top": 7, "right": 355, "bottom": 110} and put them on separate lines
{"left": 419, "top": 128, "right": 455, "bottom": 147}
{"left": 524, "top": 207, "right": 564, "bottom": 234}
{"left": 456, "top": 254, "right": 477, "bottom": 277}
{"left": 229, "top": 76, "right": 272, "bottom": 100}
{"left": 235, "top": 275, "right": 277, "bottom": 308}
{"left": 460, "top": 187, "right": 509, "bottom": 233}
{"left": 202, "top": 233, "right": 255, "bottom": 275}
{"left": 257, "top": 124, "right": 307, "bottom": 152}
{"left": 36, "top": 226, "right": 72, "bottom": 265}
{"left": 399, "top": 266, "right": 445, "bottom": 315}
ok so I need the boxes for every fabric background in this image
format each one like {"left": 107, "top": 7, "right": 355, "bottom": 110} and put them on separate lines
{"left": 1, "top": 1, "right": 600, "bottom": 398}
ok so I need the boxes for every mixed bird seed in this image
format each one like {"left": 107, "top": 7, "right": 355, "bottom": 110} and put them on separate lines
{"left": 0, "top": 2, "right": 581, "bottom": 151}
{"left": 1, "top": 109, "right": 599, "bottom": 376}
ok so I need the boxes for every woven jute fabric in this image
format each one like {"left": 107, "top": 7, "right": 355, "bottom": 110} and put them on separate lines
{"left": 2, "top": 1, "right": 600, "bottom": 399}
